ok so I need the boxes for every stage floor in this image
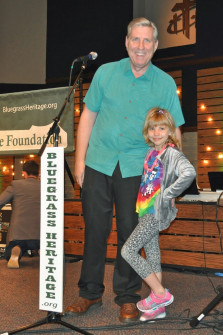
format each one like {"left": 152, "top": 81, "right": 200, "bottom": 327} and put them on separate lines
{"left": 1, "top": 254, "right": 223, "bottom": 334}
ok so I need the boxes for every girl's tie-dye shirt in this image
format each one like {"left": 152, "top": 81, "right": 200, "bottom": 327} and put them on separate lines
{"left": 136, "top": 149, "right": 164, "bottom": 218}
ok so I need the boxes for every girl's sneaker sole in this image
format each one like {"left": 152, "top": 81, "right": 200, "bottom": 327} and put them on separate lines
{"left": 140, "top": 311, "right": 166, "bottom": 322}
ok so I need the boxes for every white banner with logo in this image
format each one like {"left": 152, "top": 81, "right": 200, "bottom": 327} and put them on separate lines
{"left": 0, "top": 86, "right": 74, "bottom": 155}
{"left": 39, "top": 147, "right": 64, "bottom": 313}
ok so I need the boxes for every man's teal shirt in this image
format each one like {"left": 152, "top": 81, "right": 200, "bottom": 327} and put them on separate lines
{"left": 84, "top": 58, "right": 185, "bottom": 178}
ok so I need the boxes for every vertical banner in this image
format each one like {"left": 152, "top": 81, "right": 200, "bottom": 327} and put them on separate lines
{"left": 39, "top": 147, "right": 64, "bottom": 313}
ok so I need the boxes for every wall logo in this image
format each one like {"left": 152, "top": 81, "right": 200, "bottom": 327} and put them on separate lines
{"left": 167, "top": 0, "right": 196, "bottom": 39}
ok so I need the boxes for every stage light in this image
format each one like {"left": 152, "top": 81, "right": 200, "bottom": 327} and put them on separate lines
{"left": 218, "top": 153, "right": 223, "bottom": 159}
{"left": 208, "top": 117, "right": 213, "bottom": 122}
{"left": 203, "top": 160, "right": 209, "bottom": 165}
{"left": 201, "top": 104, "right": 206, "bottom": 110}
{"left": 206, "top": 146, "right": 212, "bottom": 151}
{"left": 216, "top": 129, "right": 222, "bottom": 135}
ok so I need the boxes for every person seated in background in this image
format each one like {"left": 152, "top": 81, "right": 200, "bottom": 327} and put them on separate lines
{"left": 0, "top": 160, "right": 40, "bottom": 269}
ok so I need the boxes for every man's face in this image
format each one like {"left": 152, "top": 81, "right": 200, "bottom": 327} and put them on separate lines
{"left": 125, "top": 25, "right": 158, "bottom": 74}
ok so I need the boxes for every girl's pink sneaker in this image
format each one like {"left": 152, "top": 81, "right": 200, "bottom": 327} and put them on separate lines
{"left": 137, "top": 289, "right": 174, "bottom": 312}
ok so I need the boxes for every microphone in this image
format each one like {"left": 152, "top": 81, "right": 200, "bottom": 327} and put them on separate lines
{"left": 68, "top": 51, "right": 98, "bottom": 90}
{"left": 190, "top": 286, "right": 223, "bottom": 327}
{"left": 73, "top": 51, "right": 98, "bottom": 63}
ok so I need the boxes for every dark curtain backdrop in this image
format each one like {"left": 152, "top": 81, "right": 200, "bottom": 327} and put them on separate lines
{"left": 196, "top": 0, "right": 223, "bottom": 58}
{"left": 46, "top": 0, "right": 133, "bottom": 82}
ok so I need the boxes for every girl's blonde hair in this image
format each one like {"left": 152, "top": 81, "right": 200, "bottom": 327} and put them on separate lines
{"left": 143, "top": 107, "right": 180, "bottom": 149}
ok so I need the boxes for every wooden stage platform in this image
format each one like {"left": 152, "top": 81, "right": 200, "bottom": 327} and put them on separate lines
{"left": 64, "top": 199, "right": 223, "bottom": 271}
{"left": 1, "top": 199, "right": 223, "bottom": 271}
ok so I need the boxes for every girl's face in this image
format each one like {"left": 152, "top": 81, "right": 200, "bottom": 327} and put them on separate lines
{"left": 148, "top": 124, "right": 171, "bottom": 151}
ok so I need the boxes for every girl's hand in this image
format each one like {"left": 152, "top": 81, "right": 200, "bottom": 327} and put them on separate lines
{"left": 171, "top": 198, "right": 175, "bottom": 207}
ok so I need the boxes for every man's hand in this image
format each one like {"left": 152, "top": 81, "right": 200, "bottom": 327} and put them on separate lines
{"left": 74, "top": 160, "right": 85, "bottom": 188}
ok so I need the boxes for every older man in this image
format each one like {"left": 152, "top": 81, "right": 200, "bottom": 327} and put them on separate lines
{"left": 66, "top": 17, "right": 185, "bottom": 322}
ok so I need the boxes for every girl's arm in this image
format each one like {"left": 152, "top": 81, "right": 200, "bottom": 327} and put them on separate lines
{"left": 163, "top": 153, "right": 196, "bottom": 201}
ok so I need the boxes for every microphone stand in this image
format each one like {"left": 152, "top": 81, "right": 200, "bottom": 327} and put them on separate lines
{"left": 38, "top": 62, "right": 86, "bottom": 157}
{"left": 37, "top": 61, "right": 87, "bottom": 190}
{"left": 190, "top": 286, "right": 223, "bottom": 328}
{"left": 3, "top": 63, "right": 94, "bottom": 335}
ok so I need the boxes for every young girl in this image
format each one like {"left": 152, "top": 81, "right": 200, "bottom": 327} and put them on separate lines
{"left": 121, "top": 107, "right": 196, "bottom": 322}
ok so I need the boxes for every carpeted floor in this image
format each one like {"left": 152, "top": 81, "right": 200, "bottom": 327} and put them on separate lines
{"left": 1, "top": 253, "right": 223, "bottom": 335}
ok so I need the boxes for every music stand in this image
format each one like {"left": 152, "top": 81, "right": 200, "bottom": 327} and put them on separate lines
{"left": 2, "top": 63, "right": 94, "bottom": 335}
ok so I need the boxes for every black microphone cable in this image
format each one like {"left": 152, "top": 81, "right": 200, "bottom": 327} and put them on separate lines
{"left": 189, "top": 196, "right": 223, "bottom": 328}
{"left": 215, "top": 191, "right": 223, "bottom": 253}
